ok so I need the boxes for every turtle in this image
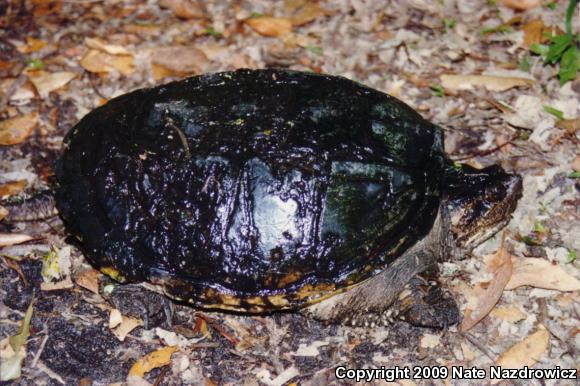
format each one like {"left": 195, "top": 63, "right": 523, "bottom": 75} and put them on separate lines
{"left": 2, "top": 69, "right": 522, "bottom": 328}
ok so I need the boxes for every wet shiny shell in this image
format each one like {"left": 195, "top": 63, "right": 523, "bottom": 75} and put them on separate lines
{"left": 56, "top": 69, "right": 446, "bottom": 312}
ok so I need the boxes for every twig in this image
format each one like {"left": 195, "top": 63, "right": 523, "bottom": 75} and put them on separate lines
{"left": 31, "top": 330, "right": 49, "bottom": 368}
{"left": 1, "top": 256, "right": 29, "bottom": 287}
{"left": 461, "top": 332, "right": 497, "bottom": 362}
{"left": 152, "top": 365, "right": 170, "bottom": 386}
{"left": 165, "top": 117, "right": 191, "bottom": 159}
{"left": 196, "top": 313, "right": 240, "bottom": 346}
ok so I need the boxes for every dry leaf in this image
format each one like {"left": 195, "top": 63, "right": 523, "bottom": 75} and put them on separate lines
{"left": 572, "top": 155, "right": 580, "bottom": 172}
{"left": 110, "top": 309, "right": 143, "bottom": 341}
{"left": 112, "top": 316, "right": 143, "bottom": 341}
{"left": 0, "top": 180, "right": 26, "bottom": 199}
{"left": 496, "top": 327, "right": 549, "bottom": 368}
{"left": 160, "top": 0, "right": 205, "bottom": 19}
{"left": 289, "top": 3, "right": 326, "bottom": 26}
{"left": 257, "top": 366, "right": 300, "bottom": 386}
{"left": 461, "top": 342, "right": 476, "bottom": 361}
{"left": 499, "top": 0, "right": 540, "bottom": 11}
{"left": 0, "top": 79, "right": 36, "bottom": 101}
{"left": 128, "top": 346, "right": 179, "bottom": 378}
{"left": 0, "top": 207, "right": 7, "bottom": 221}
{"left": 80, "top": 50, "right": 135, "bottom": 76}
{"left": 28, "top": 71, "right": 76, "bottom": 98}
{"left": 441, "top": 74, "right": 533, "bottom": 92}
{"left": 0, "top": 233, "right": 34, "bottom": 247}
{"left": 85, "top": 37, "right": 131, "bottom": 55}
{"left": 522, "top": 19, "right": 545, "bottom": 47}
{"left": 490, "top": 306, "right": 527, "bottom": 323}
{"left": 150, "top": 46, "right": 209, "bottom": 80}
{"left": 109, "top": 308, "right": 123, "bottom": 329}
{"left": 196, "top": 44, "right": 229, "bottom": 61}
{"left": 555, "top": 118, "right": 580, "bottom": 133}
{"left": 17, "top": 37, "right": 48, "bottom": 54}
{"left": 0, "top": 296, "right": 33, "bottom": 381}
{"left": 40, "top": 277, "right": 74, "bottom": 291}
{"left": 460, "top": 241, "right": 513, "bottom": 332}
{"left": 420, "top": 333, "right": 441, "bottom": 349}
{"left": 506, "top": 257, "right": 580, "bottom": 291}
{"left": 246, "top": 17, "right": 293, "bottom": 37}
{"left": 292, "top": 340, "right": 329, "bottom": 356}
{"left": 74, "top": 268, "right": 101, "bottom": 294}
{"left": 0, "top": 113, "right": 38, "bottom": 146}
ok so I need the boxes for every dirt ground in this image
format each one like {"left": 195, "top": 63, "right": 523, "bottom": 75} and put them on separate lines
{"left": 0, "top": 1, "right": 579, "bottom": 385}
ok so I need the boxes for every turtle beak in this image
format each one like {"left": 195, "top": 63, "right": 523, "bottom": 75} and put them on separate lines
{"left": 447, "top": 165, "right": 523, "bottom": 252}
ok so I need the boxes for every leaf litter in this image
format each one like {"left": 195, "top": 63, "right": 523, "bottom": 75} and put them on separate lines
{"left": 0, "top": 0, "right": 578, "bottom": 385}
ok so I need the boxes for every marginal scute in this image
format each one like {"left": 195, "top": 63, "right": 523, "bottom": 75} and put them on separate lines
{"left": 55, "top": 69, "right": 446, "bottom": 312}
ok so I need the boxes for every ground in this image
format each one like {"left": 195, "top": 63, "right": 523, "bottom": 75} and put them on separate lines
{"left": 0, "top": 1, "right": 579, "bottom": 385}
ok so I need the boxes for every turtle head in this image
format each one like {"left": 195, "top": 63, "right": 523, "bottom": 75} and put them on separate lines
{"left": 444, "top": 163, "right": 522, "bottom": 252}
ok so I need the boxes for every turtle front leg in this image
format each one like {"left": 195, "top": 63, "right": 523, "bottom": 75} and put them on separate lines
{"left": 303, "top": 234, "right": 460, "bottom": 328}
{"left": 302, "top": 247, "right": 434, "bottom": 326}
{"left": 394, "top": 274, "right": 460, "bottom": 328}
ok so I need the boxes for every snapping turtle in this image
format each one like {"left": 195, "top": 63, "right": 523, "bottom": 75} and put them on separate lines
{"left": 5, "top": 69, "right": 522, "bottom": 327}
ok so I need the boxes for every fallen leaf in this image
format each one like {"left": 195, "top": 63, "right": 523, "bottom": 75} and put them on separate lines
{"left": 109, "top": 308, "right": 123, "bottom": 329}
{"left": 74, "top": 268, "right": 101, "bottom": 294}
{"left": 0, "top": 113, "right": 39, "bottom": 146}
{"left": 289, "top": 3, "right": 326, "bottom": 26}
{"left": 499, "top": 0, "right": 540, "bottom": 11}
{"left": 461, "top": 342, "right": 476, "bottom": 361}
{"left": 0, "top": 296, "right": 34, "bottom": 381}
{"left": 160, "top": 0, "right": 205, "bottom": 19}
{"left": 0, "top": 180, "right": 26, "bottom": 199}
{"left": 490, "top": 306, "right": 527, "bottom": 322}
{"left": 555, "top": 118, "right": 580, "bottom": 133}
{"left": 40, "top": 277, "right": 74, "bottom": 291}
{"left": 506, "top": 257, "right": 580, "bottom": 291}
{"left": 80, "top": 50, "right": 135, "bottom": 76}
{"left": 150, "top": 46, "right": 209, "bottom": 80}
{"left": 85, "top": 37, "right": 131, "bottom": 55}
{"left": 8, "top": 296, "right": 34, "bottom": 353}
{"left": 193, "top": 316, "right": 213, "bottom": 340}
{"left": 17, "top": 37, "right": 48, "bottom": 54}
{"left": 123, "top": 23, "right": 163, "bottom": 37}
{"left": 496, "top": 327, "right": 549, "bottom": 368}
{"left": 522, "top": 19, "right": 545, "bottom": 47}
{"left": 0, "top": 78, "right": 36, "bottom": 101}
{"left": 420, "top": 333, "right": 441, "bottom": 349}
{"left": 245, "top": 17, "right": 293, "bottom": 37}
{"left": 196, "top": 44, "right": 229, "bottom": 61}
{"left": 572, "top": 155, "right": 580, "bottom": 172}
{"left": 460, "top": 240, "right": 513, "bottom": 332}
{"left": 257, "top": 366, "right": 300, "bottom": 386}
{"left": 441, "top": 74, "right": 534, "bottom": 92}
{"left": 292, "top": 340, "right": 329, "bottom": 356}
{"left": 110, "top": 311, "right": 143, "bottom": 341}
{"left": 28, "top": 71, "right": 76, "bottom": 98}
{"left": 128, "top": 346, "right": 179, "bottom": 378}
{"left": 0, "top": 233, "right": 34, "bottom": 247}
{"left": 0, "top": 207, "right": 7, "bottom": 221}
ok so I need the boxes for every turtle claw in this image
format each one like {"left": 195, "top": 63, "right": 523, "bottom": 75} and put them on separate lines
{"left": 395, "top": 276, "right": 460, "bottom": 328}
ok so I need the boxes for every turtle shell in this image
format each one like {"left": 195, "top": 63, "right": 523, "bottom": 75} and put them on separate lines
{"left": 56, "top": 69, "right": 446, "bottom": 312}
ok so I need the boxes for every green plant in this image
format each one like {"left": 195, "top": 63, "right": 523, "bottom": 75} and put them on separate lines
{"left": 442, "top": 18, "right": 456, "bottom": 32}
{"left": 530, "top": 0, "right": 579, "bottom": 85}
